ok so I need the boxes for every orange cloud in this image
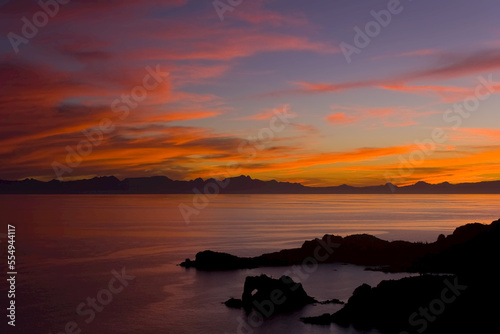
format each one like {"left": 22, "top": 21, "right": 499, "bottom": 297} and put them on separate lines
{"left": 326, "top": 106, "right": 440, "bottom": 127}
{"left": 448, "top": 128, "right": 500, "bottom": 143}
{"left": 326, "top": 112, "right": 360, "bottom": 124}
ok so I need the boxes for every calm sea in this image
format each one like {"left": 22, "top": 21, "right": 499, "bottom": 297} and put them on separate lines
{"left": 1, "top": 194, "right": 499, "bottom": 334}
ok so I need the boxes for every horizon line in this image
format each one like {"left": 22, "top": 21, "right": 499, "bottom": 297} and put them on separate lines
{"left": 2, "top": 174, "right": 500, "bottom": 189}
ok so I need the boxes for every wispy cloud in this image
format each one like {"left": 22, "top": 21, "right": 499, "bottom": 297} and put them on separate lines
{"left": 326, "top": 105, "right": 441, "bottom": 127}
{"left": 371, "top": 48, "right": 440, "bottom": 61}
{"left": 264, "top": 49, "right": 500, "bottom": 97}
{"left": 237, "top": 105, "right": 292, "bottom": 120}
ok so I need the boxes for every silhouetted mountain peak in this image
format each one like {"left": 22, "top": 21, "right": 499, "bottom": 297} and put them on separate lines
{"left": 414, "top": 181, "right": 430, "bottom": 186}
{"left": 1, "top": 176, "right": 500, "bottom": 194}
{"left": 229, "top": 175, "right": 253, "bottom": 181}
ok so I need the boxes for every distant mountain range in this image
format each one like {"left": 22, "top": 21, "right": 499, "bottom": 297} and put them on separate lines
{"left": 1, "top": 175, "right": 499, "bottom": 194}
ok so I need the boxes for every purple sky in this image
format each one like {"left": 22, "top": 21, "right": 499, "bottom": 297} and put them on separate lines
{"left": 1, "top": 0, "right": 500, "bottom": 185}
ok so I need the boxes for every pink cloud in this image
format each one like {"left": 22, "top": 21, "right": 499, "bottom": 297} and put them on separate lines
{"left": 326, "top": 112, "right": 360, "bottom": 124}
{"left": 379, "top": 84, "right": 473, "bottom": 103}
{"left": 372, "top": 48, "right": 440, "bottom": 61}
{"left": 264, "top": 49, "right": 500, "bottom": 97}
{"left": 326, "top": 106, "right": 441, "bottom": 127}
{"left": 238, "top": 105, "right": 292, "bottom": 120}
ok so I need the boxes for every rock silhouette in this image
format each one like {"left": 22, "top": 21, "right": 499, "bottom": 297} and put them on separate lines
{"left": 301, "top": 275, "right": 456, "bottom": 332}
{"left": 302, "top": 219, "right": 500, "bottom": 333}
{"left": 181, "top": 219, "right": 500, "bottom": 273}
{"left": 181, "top": 250, "right": 258, "bottom": 270}
{"left": 223, "top": 298, "right": 243, "bottom": 309}
{"left": 187, "top": 219, "right": 500, "bottom": 333}
{"left": 224, "top": 275, "right": 316, "bottom": 317}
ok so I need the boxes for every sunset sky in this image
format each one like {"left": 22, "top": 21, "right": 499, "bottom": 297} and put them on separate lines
{"left": 1, "top": 0, "right": 500, "bottom": 186}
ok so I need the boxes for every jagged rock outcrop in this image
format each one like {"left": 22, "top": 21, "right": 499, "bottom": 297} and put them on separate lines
{"left": 302, "top": 275, "right": 455, "bottom": 332}
{"left": 181, "top": 219, "right": 500, "bottom": 273}
{"left": 302, "top": 219, "right": 500, "bottom": 333}
{"left": 181, "top": 250, "right": 258, "bottom": 270}
{"left": 224, "top": 275, "right": 316, "bottom": 317}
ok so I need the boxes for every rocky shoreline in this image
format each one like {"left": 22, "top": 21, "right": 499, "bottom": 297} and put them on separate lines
{"left": 181, "top": 219, "right": 500, "bottom": 273}
{"left": 181, "top": 219, "right": 500, "bottom": 333}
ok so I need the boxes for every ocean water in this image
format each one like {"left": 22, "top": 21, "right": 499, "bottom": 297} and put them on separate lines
{"left": 1, "top": 194, "right": 499, "bottom": 334}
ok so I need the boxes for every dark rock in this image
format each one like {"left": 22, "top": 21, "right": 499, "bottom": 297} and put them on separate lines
{"left": 302, "top": 219, "right": 500, "bottom": 333}
{"left": 223, "top": 298, "right": 243, "bottom": 309}
{"left": 181, "top": 219, "right": 500, "bottom": 274}
{"left": 180, "top": 250, "right": 257, "bottom": 270}
{"left": 225, "top": 274, "right": 316, "bottom": 317}
{"left": 302, "top": 275, "right": 455, "bottom": 332}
